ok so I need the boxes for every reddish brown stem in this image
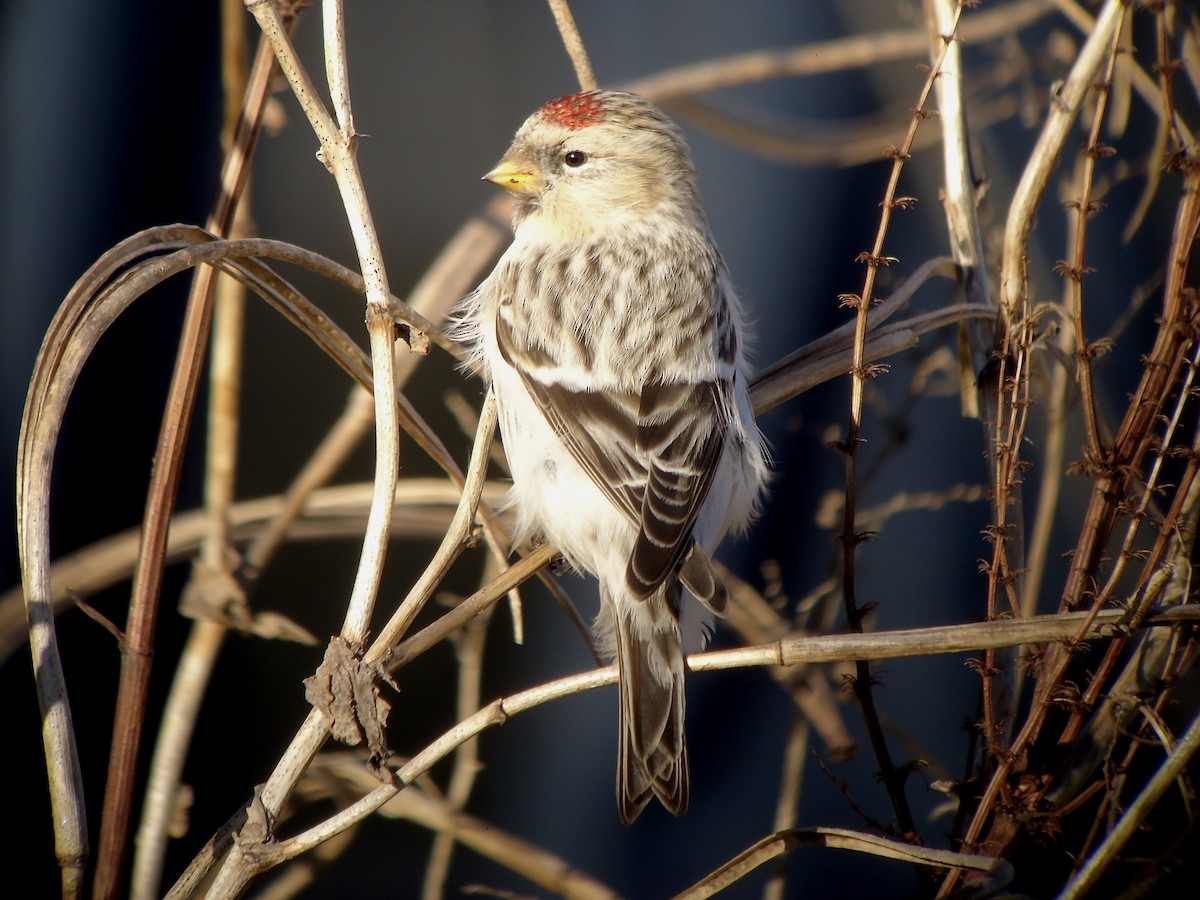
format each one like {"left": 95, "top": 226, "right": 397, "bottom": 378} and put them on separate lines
{"left": 838, "top": 5, "right": 966, "bottom": 854}
{"left": 89, "top": 26, "right": 287, "bottom": 899}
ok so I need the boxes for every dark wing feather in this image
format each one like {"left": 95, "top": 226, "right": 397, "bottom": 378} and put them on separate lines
{"left": 625, "top": 380, "right": 724, "bottom": 600}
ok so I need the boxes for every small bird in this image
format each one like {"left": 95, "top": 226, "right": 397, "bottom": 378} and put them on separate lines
{"left": 457, "top": 90, "right": 766, "bottom": 822}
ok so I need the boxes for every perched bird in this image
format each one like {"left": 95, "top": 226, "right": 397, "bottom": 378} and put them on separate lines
{"left": 457, "top": 90, "right": 767, "bottom": 822}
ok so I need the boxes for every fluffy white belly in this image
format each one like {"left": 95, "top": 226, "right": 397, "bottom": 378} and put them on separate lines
{"left": 489, "top": 357, "right": 634, "bottom": 578}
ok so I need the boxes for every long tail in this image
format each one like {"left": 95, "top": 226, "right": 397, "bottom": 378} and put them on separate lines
{"left": 611, "top": 585, "right": 690, "bottom": 823}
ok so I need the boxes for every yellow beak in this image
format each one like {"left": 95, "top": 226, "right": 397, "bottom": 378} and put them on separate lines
{"left": 484, "top": 157, "right": 540, "bottom": 195}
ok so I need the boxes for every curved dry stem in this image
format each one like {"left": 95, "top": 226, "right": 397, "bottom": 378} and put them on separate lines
{"left": 0, "top": 479, "right": 511, "bottom": 655}
{"left": 16, "top": 217, "right": 460, "bottom": 897}
{"left": 1000, "top": 0, "right": 1126, "bottom": 318}
{"left": 1047, "top": 0, "right": 1195, "bottom": 147}
{"left": 240, "top": 203, "right": 506, "bottom": 576}
{"left": 749, "top": 256, "right": 973, "bottom": 414}
{"left": 675, "top": 827, "right": 1012, "bottom": 900}
{"left": 17, "top": 226, "right": 226, "bottom": 897}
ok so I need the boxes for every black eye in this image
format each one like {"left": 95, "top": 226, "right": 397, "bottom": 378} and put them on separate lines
{"left": 563, "top": 150, "right": 588, "bottom": 167}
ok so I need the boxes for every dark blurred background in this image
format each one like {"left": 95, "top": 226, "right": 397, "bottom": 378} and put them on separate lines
{"left": 1, "top": 1, "right": 1154, "bottom": 897}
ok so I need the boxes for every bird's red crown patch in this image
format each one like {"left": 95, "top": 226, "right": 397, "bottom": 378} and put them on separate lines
{"left": 539, "top": 92, "right": 606, "bottom": 130}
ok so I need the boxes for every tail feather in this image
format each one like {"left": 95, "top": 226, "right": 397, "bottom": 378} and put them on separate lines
{"left": 612, "top": 589, "right": 690, "bottom": 823}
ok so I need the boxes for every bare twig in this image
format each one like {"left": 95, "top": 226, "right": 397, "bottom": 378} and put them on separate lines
{"left": 204, "top": 1, "right": 406, "bottom": 893}
{"left": 1060, "top": 708, "right": 1200, "bottom": 898}
{"left": 170, "top": 604, "right": 1200, "bottom": 883}
{"left": 367, "top": 392, "right": 498, "bottom": 661}
{"left": 420, "top": 565, "right": 495, "bottom": 900}
{"left": 674, "top": 828, "right": 1012, "bottom": 900}
{"left": 547, "top": 0, "right": 597, "bottom": 91}
{"left": 835, "top": 1, "right": 968, "bottom": 848}
{"left": 306, "top": 754, "right": 619, "bottom": 898}
{"left": 626, "top": 0, "right": 1053, "bottom": 102}
{"left": 1000, "top": 0, "right": 1127, "bottom": 321}
{"left": 131, "top": 14, "right": 274, "bottom": 894}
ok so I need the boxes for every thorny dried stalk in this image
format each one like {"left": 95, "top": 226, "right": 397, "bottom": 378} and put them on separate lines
{"left": 833, "top": 0, "right": 970, "bottom": 852}
{"left": 14, "top": 1, "right": 1200, "bottom": 898}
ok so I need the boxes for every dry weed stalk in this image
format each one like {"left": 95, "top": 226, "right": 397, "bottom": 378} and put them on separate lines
{"left": 11, "top": 1, "right": 1200, "bottom": 897}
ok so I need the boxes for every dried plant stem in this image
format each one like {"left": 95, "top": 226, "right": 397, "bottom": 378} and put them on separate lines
{"left": 697, "top": 606, "right": 1200, "bottom": 672}
{"left": 130, "top": 16, "right": 273, "bottom": 894}
{"left": 946, "top": 17, "right": 1195, "bottom": 893}
{"left": 249, "top": 387, "right": 377, "bottom": 568}
{"left": 204, "top": 231, "right": 249, "bottom": 569}
{"left": 976, "top": 286, "right": 1036, "bottom": 757}
{"left": 1047, "top": 0, "right": 1194, "bottom": 147}
{"left": 132, "top": 14, "right": 277, "bottom": 897}
{"left": 318, "top": 758, "right": 619, "bottom": 898}
{"left": 1060, "top": 708, "right": 1200, "bottom": 898}
{"left": 1057, "top": 342, "right": 1200, "bottom": 745}
{"left": 927, "top": 0, "right": 1023, "bottom": 765}
{"left": 675, "top": 828, "right": 1012, "bottom": 900}
{"left": 547, "top": 0, "right": 597, "bottom": 91}
{"left": 200, "top": 1, "right": 406, "bottom": 893}
{"left": 91, "top": 196, "right": 214, "bottom": 900}
{"left": 751, "top": 255, "right": 959, "bottom": 414}
{"left": 1063, "top": 16, "right": 1127, "bottom": 461}
{"left": 131, "top": 619, "right": 228, "bottom": 900}
{"left": 87, "top": 7, "right": 298, "bottom": 890}
{"left": 836, "top": 1, "right": 966, "bottom": 847}
{"left": 168, "top": 594, "right": 1200, "bottom": 890}
{"left": 265, "top": 0, "right": 399, "bottom": 645}
{"left": 949, "top": 0, "right": 1125, "bottom": 859}
{"left": 385, "top": 544, "right": 558, "bottom": 672}
{"left": 188, "top": 593, "right": 1165, "bottom": 881}
{"left": 243, "top": 201, "right": 506, "bottom": 572}
{"left": 1021, "top": 347, "right": 1069, "bottom": 620}
{"left": 627, "top": 0, "right": 1051, "bottom": 102}
{"left": 764, "top": 714, "right": 810, "bottom": 900}
{"left": 0, "top": 477, "right": 513, "bottom": 664}
{"left": 367, "top": 391, "right": 497, "bottom": 661}
{"left": 1052, "top": 188, "right": 1200, "bottom": 611}
{"left": 1000, "top": 0, "right": 1126, "bottom": 321}
{"left": 1048, "top": 496, "right": 1196, "bottom": 816}
{"left": 421, "top": 561, "right": 496, "bottom": 900}
{"left": 199, "top": 387, "right": 503, "bottom": 895}
{"left": 924, "top": 0, "right": 994, "bottom": 380}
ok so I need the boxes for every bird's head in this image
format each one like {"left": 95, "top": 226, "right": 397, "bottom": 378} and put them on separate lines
{"left": 485, "top": 91, "right": 702, "bottom": 237}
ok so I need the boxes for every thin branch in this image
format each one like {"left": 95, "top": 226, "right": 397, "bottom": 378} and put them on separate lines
{"left": 131, "top": 16, "right": 273, "bottom": 895}
{"left": 366, "top": 391, "right": 498, "bottom": 661}
{"left": 226, "top": 604, "right": 1200, "bottom": 881}
{"left": 675, "top": 828, "right": 1012, "bottom": 900}
{"left": 1060, "top": 708, "right": 1200, "bottom": 898}
{"left": 310, "top": 755, "right": 618, "bottom": 898}
{"left": 835, "top": 1, "right": 968, "bottom": 848}
{"left": 1063, "top": 14, "right": 1128, "bottom": 460}
{"left": 1000, "top": 0, "right": 1127, "bottom": 320}
{"left": 547, "top": 0, "right": 597, "bottom": 91}
{"left": 626, "top": 0, "right": 1053, "bottom": 101}
{"left": 205, "top": 603, "right": 1200, "bottom": 882}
